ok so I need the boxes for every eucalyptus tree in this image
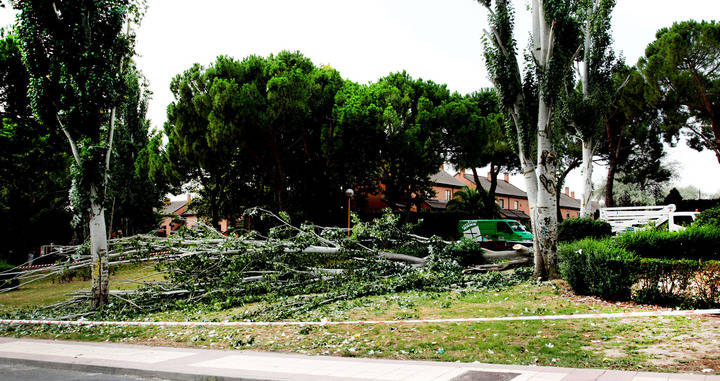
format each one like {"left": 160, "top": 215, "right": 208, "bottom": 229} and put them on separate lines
{"left": 14, "top": 0, "right": 143, "bottom": 307}
{"left": 570, "top": 0, "right": 616, "bottom": 217}
{"left": 477, "top": 0, "right": 582, "bottom": 279}
{"left": 640, "top": 20, "right": 720, "bottom": 165}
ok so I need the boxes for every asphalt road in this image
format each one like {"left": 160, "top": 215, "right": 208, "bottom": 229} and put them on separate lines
{"left": 0, "top": 362, "right": 167, "bottom": 381}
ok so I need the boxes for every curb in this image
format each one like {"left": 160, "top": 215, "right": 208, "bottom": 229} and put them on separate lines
{"left": 0, "top": 356, "right": 273, "bottom": 381}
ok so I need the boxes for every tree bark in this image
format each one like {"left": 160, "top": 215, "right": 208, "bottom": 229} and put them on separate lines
{"left": 580, "top": 138, "right": 594, "bottom": 217}
{"left": 556, "top": 157, "right": 580, "bottom": 222}
{"left": 534, "top": 100, "right": 559, "bottom": 280}
{"left": 489, "top": 161, "right": 499, "bottom": 200}
{"left": 89, "top": 185, "right": 109, "bottom": 308}
{"left": 604, "top": 122, "right": 622, "bottom": 208}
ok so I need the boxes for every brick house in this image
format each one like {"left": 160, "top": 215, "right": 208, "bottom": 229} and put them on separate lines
{"left": 452, "top": 169, "right": 584, "bottom": 220}
{"left": 424, "top": 169, "right": 468, "bottom": 209}
{"left": 360, "top": 166, "right": 588, "bottom": 220}
{"left": 158, "top": 195, "right": 229, "bottom": 236}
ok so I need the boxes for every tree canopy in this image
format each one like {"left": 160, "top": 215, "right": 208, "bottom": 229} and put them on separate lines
{"left": 641, "top": 20, "right": 720, "bottom": 164}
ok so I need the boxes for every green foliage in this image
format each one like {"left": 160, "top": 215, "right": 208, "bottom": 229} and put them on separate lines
{"left": 557, "top": 217, "right": 611, "bottom": 242}
{"left": 446, "top": 186, "right": 499, "bottom": 218}
{"left": 0, "top": 29, "right": 72, "bottom": 263}
{"left": 14, "top": 0, "right": 142, "bottom": 214}
{"left": 163, "top": 52, "right": 356, "bottom": 224}
{"left": 435, "top": 238, "right": 487, "bottom": 267}
{"left": 559, "top": 226, "right": 720, "bottom": 306}
{"left": 105, "top": 64, "right": 167, "bottom": 235}
{"left": 367, "top": 71, "right": 449, "bottom": 210}
{"left": 442, "top": 90, "right": 519, "bottom": 184}
{"left": 614, "top": 225, "right": 720, "bottom": 261}
{"left": 558, "top": 238, "right": 636, "bottom": 299}
{"left": 694, "top": 206, "right": 720, "bottom": 227}
{"left": 640, "top": 20, "right": 720, "bottom": 161}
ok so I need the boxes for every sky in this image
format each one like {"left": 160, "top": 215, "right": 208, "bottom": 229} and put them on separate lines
{"left": 1, "top": 0, "right": 719, "bottom": 197}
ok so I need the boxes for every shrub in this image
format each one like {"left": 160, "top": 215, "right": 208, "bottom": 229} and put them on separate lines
{"left": 558, "top": 218, "right": 612, "bottom": 242}
{"left": 437, "top": 238, "right": 487, "bottom": 267}
{"left": 559, "top": 228, "right": 720, "bottom": 306}
{"left": 694, "top": 206, "right": 720, "bottom": 228}
{"left": 633, "top": 259, "right": 720, "bottom": 308}
{"left": 558, "top": 239, "right": 636, "bottom": 300}
{"left": 615, "top": 225, "right": 720, "bottom": 261}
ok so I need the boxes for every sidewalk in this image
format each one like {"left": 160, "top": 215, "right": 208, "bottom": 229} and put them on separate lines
{"left": 0, "top": 337, "right": 717, "bottom": 381}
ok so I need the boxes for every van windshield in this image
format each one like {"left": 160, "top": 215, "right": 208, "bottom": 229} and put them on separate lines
{"left": 508, "top": 221, "right": 528, "bottom": 232}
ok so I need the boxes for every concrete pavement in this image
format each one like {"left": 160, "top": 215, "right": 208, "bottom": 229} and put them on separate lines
{"left": 0, "top": 337, "right": 717, "bottom": 381}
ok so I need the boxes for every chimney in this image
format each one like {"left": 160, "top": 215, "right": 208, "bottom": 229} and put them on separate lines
{"left": 571, "top": 191, "right": 575, "bottom": 198}
{"left": 504, "top": 173, "right": 509, "bottom": 182}
{"left": 439, "top": 163, "right": 445, "bottom": 172}
{"left": 564, "top": 187, "right": 570, "bottom": 196}
{"left": 187, "top": 194, "right": 191, "bottom": 204}
{"left": 487, "top": 172, "right": 492, "bottom": 181}
{"left": 459, "top": 168, "right": 465, "bottom": 176}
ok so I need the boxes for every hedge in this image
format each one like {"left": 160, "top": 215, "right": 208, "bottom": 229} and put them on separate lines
{"left": 694, "top": 205, "right": 720, "bottom": 228}
{"left": 558, "top": 217, "right": 612, "bottom": 242}
{"left": 558, "top": 226, "right": 720, "bottom": 306}
{"left": 614, "top": 225, "right": 720, "bottom": 261}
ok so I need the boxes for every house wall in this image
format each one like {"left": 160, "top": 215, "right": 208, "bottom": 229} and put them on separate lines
{"left": 560, "top": 208, "right": 580, "bottom": 219}
{"left": 432, "top": 185, "right": 457, "bottom": 201}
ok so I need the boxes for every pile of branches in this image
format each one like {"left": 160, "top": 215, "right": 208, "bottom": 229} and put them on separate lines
{"left": 1, "top": 209, "right": 533, "bottom": 321}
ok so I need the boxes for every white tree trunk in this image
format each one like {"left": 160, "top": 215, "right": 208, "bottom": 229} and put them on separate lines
{"left": 580, "top": 138, "right": 594, "bottom": 217}
{"left": 533, "top": 99, "right": 559, "bottom": 279}
{"left": 89, "top": 186, "right": 109, "bottom": 308}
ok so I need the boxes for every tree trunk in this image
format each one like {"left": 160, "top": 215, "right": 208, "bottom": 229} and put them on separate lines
{"left": 471, "top": 167, "right": 482, "bottom": 190}
{"left": 89, "top": 185, "right": 109, "bottom": 308}
{"left": 533, "top": 100, "right": 559, "bottom": 280}
{"left": 489, "top": 161, "right": 499, "bottom": 200}
{"left": 580, "top": 138, "right": 594, "bottom": 217}
{"left": 605, "top": 157, "right": 617, "bottom": 208}
{"left": 106, "top": 197, "right": 116, "bottom": 238}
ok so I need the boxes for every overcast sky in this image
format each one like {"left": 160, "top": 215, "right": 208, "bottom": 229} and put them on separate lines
{"left": 2, "top": 0, "right": 719, "bottom": 197}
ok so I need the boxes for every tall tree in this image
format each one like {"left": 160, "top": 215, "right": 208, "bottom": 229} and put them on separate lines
{"left": 478, "top": 0, "right": 582, "bottom": 279}
{"left": 371, "top": 72, "right": 449, "bottom": 211}
{"left": 0, "top": 29, "right": 72, "bottom": 264}
{"left": 164, "top": 52, "right": 347, "bottom": 224}
{"left": 443, "top": 89, "right": 519, "bottom": 201}
{"left": 105, "top": 65, "right": 166, "bottom": 236}
{"left": 599, "top": 64, "right": 654, "bottom": 207}
{"left": 641, "top": 20, "right": 720, "bottom": 164}
{"left": 570, "top": 0, "right": 616, "bottom": 216}
{"left": 14, "top": 0, "right": 142, "bottom": 307}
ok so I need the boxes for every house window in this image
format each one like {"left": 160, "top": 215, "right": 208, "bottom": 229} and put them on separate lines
{"left": 513, "top": 201, "right": 519, "bottom": 210}
{"left": 445, "top": 190, "right": 451, "bottom": 201}
{"left": 567, "top": 212, "right": 571, "bottom": 218}
{"left": 499, "top": 199, "right": 505, "bottom": 208}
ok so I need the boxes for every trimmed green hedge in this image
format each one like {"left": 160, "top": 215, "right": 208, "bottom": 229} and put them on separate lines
{"left": 558, "top": 226, "right": 720, "bottom": 306}
{"left": 558, "top": 217, "right": 612, "bottom": 242}
{"left": 694, "top": 206, "right": 720, "bottom": 228}
{"left": 558, "top": 238, "right": 636, "bottom": 300}
{"left": 614, "top": 225, "right": 720, "bottom": 261}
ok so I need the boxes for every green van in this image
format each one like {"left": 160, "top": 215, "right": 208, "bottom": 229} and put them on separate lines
{"left": 458, "top": 219, "right": 533, "bottom": 245}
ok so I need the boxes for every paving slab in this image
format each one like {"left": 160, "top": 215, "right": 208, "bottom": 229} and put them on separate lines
{"left": 0, "top": 337, "right": 718, "bottom": 381}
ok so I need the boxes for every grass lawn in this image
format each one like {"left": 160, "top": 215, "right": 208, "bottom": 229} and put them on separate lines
{"left": 1, "top": 265, "right": 719, "bottom": 374}
{"left": 0, "top": 263, "right": 161, "bottom": 307}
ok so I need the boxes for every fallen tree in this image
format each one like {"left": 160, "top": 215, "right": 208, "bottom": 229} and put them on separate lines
{"left": 0, "top": 208, "right": 534, "bottom": 320}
